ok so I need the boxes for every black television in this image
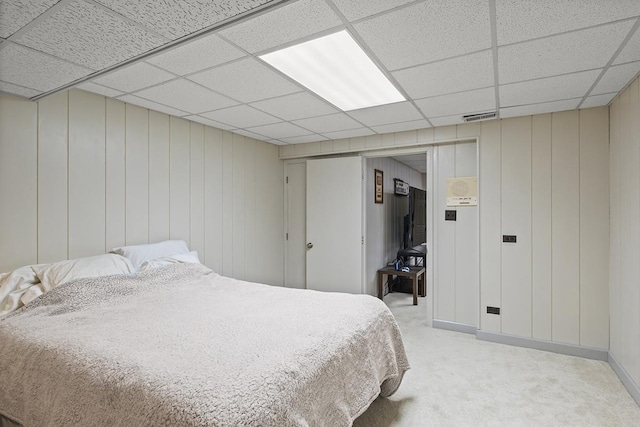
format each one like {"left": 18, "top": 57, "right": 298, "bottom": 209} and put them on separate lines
{"left": 398, "top": 186, "right": 426, "bottom": 250}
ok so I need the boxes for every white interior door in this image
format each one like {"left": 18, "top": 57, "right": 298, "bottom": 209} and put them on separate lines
{"left": 285, "top": 161, "right": 306, "bottom": 289}
{"left": 306, "top": 156, "right": 363, "bottom": 294}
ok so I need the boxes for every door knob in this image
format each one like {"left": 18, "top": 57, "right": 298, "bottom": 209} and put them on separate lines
{"left": 306, "top": 242, "right": 313, "bottom": 249}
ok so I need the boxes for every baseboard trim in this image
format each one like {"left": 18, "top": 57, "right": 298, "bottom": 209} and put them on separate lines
{"left": 432, "top": 319, "right": 477, "bottom": 335}
{"left": 476, "top": 330, "right": 608, "bottom": 361}
{"left": 609, "top": 353, "right": 640, "bottom": 407}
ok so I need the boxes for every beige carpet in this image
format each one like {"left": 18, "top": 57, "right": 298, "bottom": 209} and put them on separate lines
{"left": 355, "top": 293, "right": 640, "bottom": 426}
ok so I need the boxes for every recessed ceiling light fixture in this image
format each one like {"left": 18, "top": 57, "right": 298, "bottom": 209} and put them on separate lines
{"left": 260, "top": 30, "right": 405, "bottom": 111}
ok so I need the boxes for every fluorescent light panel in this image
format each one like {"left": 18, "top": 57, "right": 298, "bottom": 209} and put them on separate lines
{"left": 260, "top": 30, "right": 404, "bottom": 111}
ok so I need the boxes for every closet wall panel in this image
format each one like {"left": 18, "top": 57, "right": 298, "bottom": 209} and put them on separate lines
{"left": 68, "top": 90, "right": 105, "bottom": 259}
{"left": 105, "top": 98, "right": 126, "bottom": 251}
{"left": 37, "top": 92, "right": 68, "bottom": 263}
{"left": 0, "top": 94, "right": 37, "bottom": 272}
{"left": 125, "top": 104, "right": 149, "bottom": 246}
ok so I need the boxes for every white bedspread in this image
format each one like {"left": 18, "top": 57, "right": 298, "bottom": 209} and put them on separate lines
{"left": 0, "top": 264, "right": 409, "bottom": 426}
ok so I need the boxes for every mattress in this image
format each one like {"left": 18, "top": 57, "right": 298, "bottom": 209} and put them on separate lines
{"left": 0, "top": 263, "right": 409, "bottom": 426}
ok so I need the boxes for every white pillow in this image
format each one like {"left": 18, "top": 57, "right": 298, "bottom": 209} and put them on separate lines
{"left": 110, "top": 240, "right": 190, "bottom": 269}
{"left": 139, "top": 251, "right": 201, "bottom": 271}
{"left": 0, "top": 264, "right": 48, "bottom": 316}
{"left": 37, "top": 254, "right": 134, "bottom": 291}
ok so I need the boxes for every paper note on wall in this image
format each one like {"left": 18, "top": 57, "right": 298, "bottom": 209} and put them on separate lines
{"left": 446, "top": 176, "right": 477, "bottom": 206}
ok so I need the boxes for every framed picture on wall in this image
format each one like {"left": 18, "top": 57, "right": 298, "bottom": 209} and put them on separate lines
{"left": 375, "top": 169, "right": 383, "bottom": 204}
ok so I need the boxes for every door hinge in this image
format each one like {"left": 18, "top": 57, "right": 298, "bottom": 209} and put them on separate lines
{"left": 361, "top": 236, "right": 364, "bottom": 245}
{"left": 286, "top": 176, "right": 289, "bottom": 184}
{"left": 286, "top": 232, "right": 289, "bottom": 240}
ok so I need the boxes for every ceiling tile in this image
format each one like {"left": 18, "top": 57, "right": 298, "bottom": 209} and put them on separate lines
{"left": 250, "top": 92, "right": 338, "bottom": 121}
{"left": 117, "top": 94, "right": 190, "bottom": 117}
{"left": 347, "top": 101, "right": 423, "bottom": 127}
{"left": 592, "top": 61, "right": 640, "bottom": 95}
{"left": 189, "top": 57, "right": 302, "bottom": 103}
{"left": 0, "top": 0, "right": 58, "bottom": 38}
{"left": 331, "top": 0, "right": 416, "bottom": 22}
{"left": 0, "top": 80, "right": 41, "bottom": 98}
{"left": 614, "top": 26, "right": 640, "bottom": 65}
{"left": 393, "top": 50, "right": 494, "bottom": 99}
{"left": 135, "top": 78, "right": 238, "bottom": 114}
{"left": 245, "top": 122, "right": 311, "bottom": 139}
{"left": 496, "top": 0, "right": 640, "bottom": 45}
{"left": 321, "top": 128, "right": 375, "bottom": 140}
{"left": 354, "top": 0, "right": 491, "bottom": 70}
{"left": 219, "top": 0, "right": 342, "bottom": 53}
{"left": 280, "top": 134, "right": 328, "bottom": 144}
{"left": 500, "top": 98, "right": 580, "bottom": 118}
{"left": 498, "top": 21, "right": 633, "bottom": 84}
{"left": 92, "top": 62, "right": 174, "bottom": 92}
{"left": 429, "top": 115, "right": 466, "bottom": 127}
{"left": 184, "top": 115, "right": 235, "bottom": 130}
{"left": 293, "top": 113, "right": 363, "bottom": 133}
{"left": 580, "top": 92, "right": 617, "bottom": 109}
{"left": 0, "top": 43, "right": 92, "bottom": 91}
{"left": 416, "top": 87, "right": 496, "bottom": 118}
{"left": 76, "top": 81, "right": 123, "bottom": 98}
{"left": 201, "top": 105, "right": 280, "bottom": 128}
{"left": 500, "top": 70, "right": 600, "bottom": 107}
{"left": 95, "top": 0, "right": 271, "bottom": 39}
{"left": 371, "top": 119, "right": 431, "bottom": 134}
{"left": 146, "top": 34, "right": 245, "bottom": 75}
{"left": 14, "top": 0, "right": 167, "bottom": 70}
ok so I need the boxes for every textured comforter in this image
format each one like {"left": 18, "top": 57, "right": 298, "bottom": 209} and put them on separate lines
{"left": 0, "top": 264, "right": 409, "bottom": 426}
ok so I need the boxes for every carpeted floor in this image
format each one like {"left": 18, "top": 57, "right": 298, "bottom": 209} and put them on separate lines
{"left": 355, "top": 292, "right": 640, "bottom": 426}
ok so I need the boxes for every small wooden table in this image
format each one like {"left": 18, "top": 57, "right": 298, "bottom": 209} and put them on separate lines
{"left": 377, "top": 266, "right": 426, "bottom": 305}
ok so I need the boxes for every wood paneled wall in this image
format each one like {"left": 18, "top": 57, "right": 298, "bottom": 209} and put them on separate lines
{"left": 480, "top": 109, "right": 609, "bottom": 349}
{"left": 610, "top": 75, "right": 640, "bottom": 388}
{"left": 282, "top": 108, "right": 610, "bottom": 350}
{"left": 0, "top": 90, "right": 284, "bottom": 286}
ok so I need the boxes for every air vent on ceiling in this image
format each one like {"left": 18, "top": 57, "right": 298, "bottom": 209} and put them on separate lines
{"left": 462, "top": 111, "right": 497, "bottom": 122}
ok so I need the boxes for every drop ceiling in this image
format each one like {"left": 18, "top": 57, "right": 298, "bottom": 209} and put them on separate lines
{"left": 1, "top": 0, "right": 639, "bottom": 146}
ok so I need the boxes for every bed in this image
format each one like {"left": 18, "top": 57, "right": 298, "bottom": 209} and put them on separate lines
{"left": 0, "top": 261, "right": 409, "bottom": 426}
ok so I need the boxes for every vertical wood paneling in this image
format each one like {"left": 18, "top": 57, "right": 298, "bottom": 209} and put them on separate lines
{"left": 609, "top": 96, "right": 622, "bottom": 358}
{"left": 551, "top": 110, "right": 580, "bottom": 345}
{"left": 244, "top": 138, "right": 257, "bottom": 282}
{"left": 479, "top": 120, "right": 502, "bottom": 332}
{"left": 148, "top": 111, "right": 170, "bottom": 243}
{"left": 204, "top": 127, "right": 223, "bottom": 272}
{"left": 125, "top": 104, "right": 149, "bottom": 245}
{"left": 232, "top": 134, "right": 246, "bottom": 280}
{"left": 169, "top": 117, "right": 190, "bottom": 243}
{"left": 189, "top": 122, "right": 205, "bottom": 259}
{"left": 579, "top": 107, "right": 610, "bottom": 349}
{"left": 255, "top": 142, "right": 284, "bottom": 286}
{"left": 435, "top": 143, "right": 455, "bottom": 321}
{"left": 618, "top": 82, "right": 640, "bottom": 378}
{"left": 500, "top": 116, "right": 532, "bottom": 337}
{"left": 531, "top": 114, "right": 552, "bottom": 340}
{"left": 105, "top": 98, "right": 126, "bottom": 251}
{"left": 37, "top": 91, "right": 68, "bottom": 263}
{"left": 454, "top": 141, "right": 478, "bottom": 326}
{"left": 222, "top": 131, "right": 234, "bottom": 276}
{"left": 0, "top": 94, "right": 37, "bottom": 271}
{"left": 68, "top": 90, "right": 105, "bottom": 259}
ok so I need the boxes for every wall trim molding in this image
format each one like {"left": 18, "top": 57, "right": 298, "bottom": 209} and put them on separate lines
{"left": 433, "top": 319, "right": 478, "bottom": 335}
{"left": 609, "top": 353, "right": 640, "bottom": 407}
{"left": 476, "top": 330, "right": 609, "bottom": 361}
